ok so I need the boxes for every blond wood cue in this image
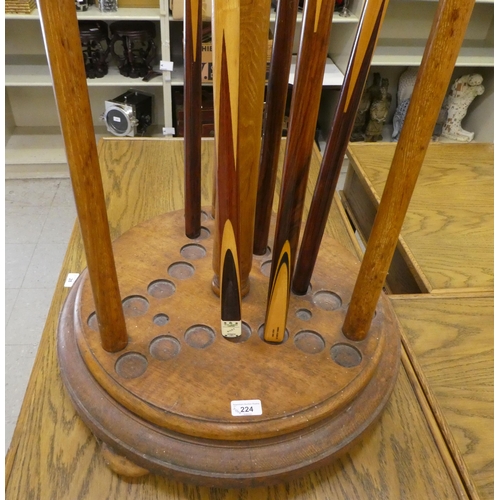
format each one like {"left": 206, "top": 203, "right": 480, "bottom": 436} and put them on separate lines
{"left": 37, "top": 0, "right": 127, "bottom": 352}
{"left": 342, "top": 0, "right": 476, "bottom": 341}
{"left": 236, "top": 0, "right": 272, "bottom": 293}
{"left": 211, "top": 0, "right": 271, "bottom": 297}
{"left": 212, "top": 0, "right": 242, "bottom": 336}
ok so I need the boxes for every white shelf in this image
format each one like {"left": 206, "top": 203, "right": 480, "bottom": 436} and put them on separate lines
{"left": 6, "top": 55, "right": 164, "bottom": 87}
{"left": 372, "top": 40, "right": 494, "bottom": 67}
{"left": 170, "top": 57, "right": 345, "bottom": 87}
{"left": 5, "top": 6, "right": 162, "bottom": 20}
{"left": 289, "top": 57, "right": 344, "bottom": 86}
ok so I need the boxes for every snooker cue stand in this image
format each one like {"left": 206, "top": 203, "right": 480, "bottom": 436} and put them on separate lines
{"left": 58, "top": 206, "right": 401, "bottom": 487}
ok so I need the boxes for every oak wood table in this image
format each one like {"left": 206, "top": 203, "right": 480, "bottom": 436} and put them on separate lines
{"left": 390, "top": 294, "right": 494, "bottom": 499}
{"left": 341, "top": 142, "right": 493, "bottom": 295}
{"left": 6, "top": 138, "right": 477, "bottom": 499}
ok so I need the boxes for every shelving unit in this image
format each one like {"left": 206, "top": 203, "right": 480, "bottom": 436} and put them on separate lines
{"left": 5, "top": 0, "right": 494, "bottom": 177}
{"left": 5, "top": 3, "right": 171, "bottom": 177}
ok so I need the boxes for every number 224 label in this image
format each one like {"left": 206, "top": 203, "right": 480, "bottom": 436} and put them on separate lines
{"left": 231, "top": 400, "right": 263, "bottom": 417}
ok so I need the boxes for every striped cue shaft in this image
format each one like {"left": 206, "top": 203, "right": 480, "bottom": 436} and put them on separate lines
{"left": 212, "top": 0, "right": 242, "bottom": 337}
{"left": 292, "top": 0, "right": 389, "bottom": 294}
{"left": 184, "top": 0, "right": 203, "bottom": 238}
{"left": 264, "top": 0, "right": 336, "bottom": 343}
{"left": 38, "top": 0, "right": 127, "bottom": 352}
{"left": 253, "top": 0, "right": 300, "bottom": 256}
{"left": 343, "top": 0, "right": 476, "bottom": 341}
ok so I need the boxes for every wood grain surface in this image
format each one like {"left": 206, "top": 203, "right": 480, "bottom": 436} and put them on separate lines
{"left": 342, "top": 0, "right": 477, "bottom": 341}
{"left": 5, "top": 138, "right": 471, "bottom": 498}
{"left": 391, "top": 295, "right": 494, "bottom": 499}
{"left": 345, "top": 142, "right": 494, "bottom": 293}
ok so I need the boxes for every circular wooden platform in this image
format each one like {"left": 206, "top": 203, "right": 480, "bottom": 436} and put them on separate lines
{"left": 58, "top": 209, "right": 401, "bottom": 487}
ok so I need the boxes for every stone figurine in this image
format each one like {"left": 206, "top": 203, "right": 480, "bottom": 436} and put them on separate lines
{"left": 350, "top": 73, "right": 382, "bottom": 142}
{"left": 365, "top": 78, "right": 391, "bottom": 142}
{"left": 441, "top": 74, "right": 484, "bottom": 142}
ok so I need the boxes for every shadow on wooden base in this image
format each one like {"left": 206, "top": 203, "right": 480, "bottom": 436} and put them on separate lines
{"left": 57, "top": 209, "right": 401, "bottom": 488}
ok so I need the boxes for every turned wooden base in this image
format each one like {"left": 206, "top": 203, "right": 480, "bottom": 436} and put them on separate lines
{"left": 58, "top": 209, "right": 401, "bottom": 488}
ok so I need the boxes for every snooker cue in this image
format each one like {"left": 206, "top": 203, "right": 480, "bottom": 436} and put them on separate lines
{"left": 292, "top": 0, "right": 389, "bottom": 294}
{"left": 38, "top": 0, "right": 127, "bottom": 352}
{"left": 253, "top": 0, "right": 300, "bottom": 256}
{"left": 212, "top": 0, "right": 242, "bottom": 337}
{"left": 184, "top": 0, "right": 203, "bottom": 238}
{"left": 264, "top": 0, "right": 336, "bottom": 342}
{"left": 343, "top": 0, "right": 476, "bottom": 341}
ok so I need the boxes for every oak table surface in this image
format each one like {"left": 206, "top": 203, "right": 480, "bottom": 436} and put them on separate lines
{"left": 390, "top": 295, "right": 493, "bottom": 499}
{"left": 6, "top": 138, "right": 471, "bottom": 499}
{"left": 343, "top": 142, "right": 493, "bottom": 294}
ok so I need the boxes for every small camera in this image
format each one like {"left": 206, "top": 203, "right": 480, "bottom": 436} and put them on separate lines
{"left": 103, "top": 90, "right": 153, "bottom": 137}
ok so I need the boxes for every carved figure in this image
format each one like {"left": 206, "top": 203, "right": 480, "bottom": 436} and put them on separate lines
{"left": 392, "top": 98, "right": 410, "bottom": 141}
{"left": 365, "top": 78, "right": 391, "bottom": 142}
{"left": 441, "top": 74, "right": 484, "bottom": 142}
{"left": 350, "top": 89, "right": 371, "bottom": 141}
{"left": 350, "top": 72, "right": 381, "bottom": 142}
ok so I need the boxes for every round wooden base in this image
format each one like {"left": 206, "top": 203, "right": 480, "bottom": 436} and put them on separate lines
{"left": 58, "top": 209, "right": 401, "bottom": 488}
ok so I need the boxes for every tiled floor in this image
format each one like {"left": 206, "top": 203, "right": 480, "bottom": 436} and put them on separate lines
{"left": 5, "top": 177, "right": 76, "bottom": 454}
{"left": 4, "top": 165, "right": 348, "bottom": 455}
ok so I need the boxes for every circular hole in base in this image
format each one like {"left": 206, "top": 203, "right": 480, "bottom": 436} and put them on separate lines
{"left": 180, "top": 243, "right": 207, "bottom": 260}
{"left": 197, "top": 226, "right": 211, "bottom": 240}
{"left": 153, "top": 313, "right": 169, "bottom": 326}
{"left": 330, "top": 343, "right": 362, "bottom": 368}
{"left": 87, "top": 312, "right": 98, "bottom": 331}
{"left": 313, "top": 291, "right": 342, "bottom": 311}
{"left": 185, "top": 324, "right": 216, "bottom": 349}
{"left": 148, "top": 279, "right": 176, "bottom": 299}
{"left": 150, "top": 336, "right": 181, "bottom": 360}
{"left": 294, "top": 330, "right": 325, "bottom": 354}
{"left": 115, "top": 352, "right": 148, "bottom": 379}
{"left": 122, "top": 295, "right": 149, "bottom": 317}
{"left": 225, "top": 322, "right": 252, "bottom": 343}
{"left": 168, "top": 262, "right": 195, "bottom": 280}
{"left": 260, "top": 260, "right": 271, "bottom": 277}
{"left": 296, "top": 308, "right": 312, "bottom": 321}
{"left": 258, "top": 324, "right": 289, "bottom": 345}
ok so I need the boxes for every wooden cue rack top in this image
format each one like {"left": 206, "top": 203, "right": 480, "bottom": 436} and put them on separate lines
{"left": 37, "top": 0, "right": 476, "bottom": 488}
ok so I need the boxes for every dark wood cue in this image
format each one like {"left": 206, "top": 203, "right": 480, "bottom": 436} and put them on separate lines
{"left": 184, "top": 0, "right": 202, "bottom": 238}
{"left": 38, "top": 0, "right": 127, "bottom": 352}
{"left": 343, "top": 0, "right": 476, "bottom": 341}
{"left": 253, "top": 0, "right": 300, "bottom": 256}
{"left": 264, "top": 0, "right": 336, "bottom": 343}
{"left": 212, "top": 0, "right": 242, "bottom": 337}
{"left": 292, "top": 0, "right": 389, "bottom": 294}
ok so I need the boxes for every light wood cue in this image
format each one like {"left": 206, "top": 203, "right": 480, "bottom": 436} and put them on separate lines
{"left": 253, "top": 0, "right": 300, "bottom": 256}
{"left": 342, "top": 0, "right": 476, "bottom": 341}
{"left": 184, "top": 0, "right": 202, "bottom": 238}
{"left": 37, "top": 0, "right": 127, "bottom": 352}
{"left": 292, "top": 0, "right": 389, "bottom": 294}
{"left": 236, "top": 0, "right": 273, "bottom": 292}
{"left": 212, "top": 0, "right": 242, "bottom": 336}
{"left": 264, "top": 0, "right": 336, "bottom": 342}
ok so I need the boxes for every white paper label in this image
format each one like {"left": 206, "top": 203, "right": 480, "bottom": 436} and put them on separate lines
{"left": 231, "top": 400, "right": 262, "bottom": 417}
{"left": 113, "top": 116, "right": 121, "bottom": 122}
{"left": 64, "top": 273, "right": 80, "bottom": 287}
{"left": 159, "top": 60, "right": 174, "bottom": 71}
